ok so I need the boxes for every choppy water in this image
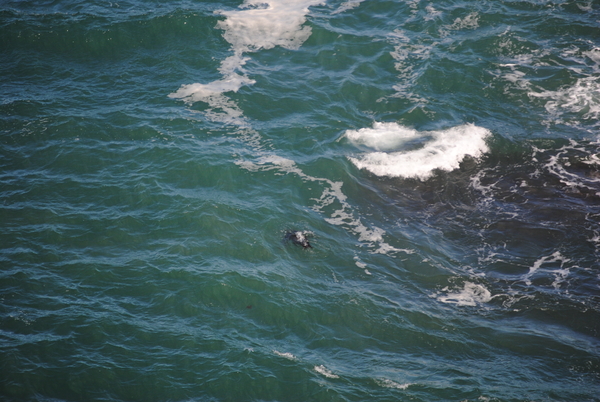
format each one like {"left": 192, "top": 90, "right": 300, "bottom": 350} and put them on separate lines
{"left": 2, "top": 0, "right": 600, "bottom": 401}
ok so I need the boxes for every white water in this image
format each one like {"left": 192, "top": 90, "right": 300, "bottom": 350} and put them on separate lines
{"left": 169, "top": 0, "right": 323, "bottom": 104}
{"left": 345, "top": 123, "right": 491, "bottom": 180}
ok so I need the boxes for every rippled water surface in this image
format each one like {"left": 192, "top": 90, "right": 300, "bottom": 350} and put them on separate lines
{"left": 2, "top": 1, "right": 600, "bottom": 401}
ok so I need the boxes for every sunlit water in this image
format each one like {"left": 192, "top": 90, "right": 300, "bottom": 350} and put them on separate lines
{"left": 2, "top": 1, "right": 600, "bottom": 401}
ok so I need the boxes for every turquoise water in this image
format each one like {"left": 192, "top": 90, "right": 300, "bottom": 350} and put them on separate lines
{"left": 2, "top": 0, "right": 600, "bottom": 400}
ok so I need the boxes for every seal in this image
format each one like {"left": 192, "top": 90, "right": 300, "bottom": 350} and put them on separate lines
{"left": 284, "top": 230, "right": 312, "bottom": 249}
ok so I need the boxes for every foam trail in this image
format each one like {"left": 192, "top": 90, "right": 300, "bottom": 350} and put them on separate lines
{"left": 524, "top": 251, "right": 570, "bottom": 287}
{"left": 437, "top": 282, "right": 492, "bottom": 307}
{"left": 314, "top": 365, "right": 339, "bottom": 379}
{"left": 169, "top": 0, "right": 323, "bottom": 105}
{"left": 345, "top": 123, "right": 491, "bottom": 180}
{"left": 332, "top": 0, "right": 365, "bottom": 14}
{"left": 387, "top": 29, "right": 431, "bottom": 105}
{"left": 169, "top": 0, "right": 323, "bottom": 146}
{"left": 273, "top": 350, "right": 297, "bottom": 360}
{"left": 376, "top": 378, "right": 413, "bottom": 390}
{"left": 236, "top": 155, "right": 411, "bottom": 257}
{"left": 170, "top": 1, "right": 405, "bottom": 257}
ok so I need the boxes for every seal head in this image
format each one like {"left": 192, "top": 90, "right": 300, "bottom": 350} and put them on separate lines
{"left": 284, "top": 230, "right": 312, "bottom": 249}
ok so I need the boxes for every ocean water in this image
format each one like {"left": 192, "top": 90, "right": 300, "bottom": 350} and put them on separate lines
{"left": 1, "top": 0, "right": 600, "bottom": 400}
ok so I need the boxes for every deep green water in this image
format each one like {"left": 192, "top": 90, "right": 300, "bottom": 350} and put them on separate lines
{"left": 2, "top": 1, "right": 600, "bottom": 401}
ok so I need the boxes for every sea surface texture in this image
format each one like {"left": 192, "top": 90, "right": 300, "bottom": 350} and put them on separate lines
{"left": 2, "top": 0, "right": 600, "bottom": 401}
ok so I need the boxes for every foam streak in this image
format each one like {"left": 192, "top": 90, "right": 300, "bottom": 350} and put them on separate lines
{"left": 169, "top": 0, "right": 323, "bottom": 105}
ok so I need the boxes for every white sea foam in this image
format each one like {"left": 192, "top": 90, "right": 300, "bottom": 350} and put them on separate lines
{"left": 345, "top": 122, "right": 421, "bottom": 151}
{"left": 528, "top": 77, "right": 600, "bottom": 125}
{"left": 446, "top": 12, "right": 479, "bottom": 32}
{"left": 333, "top": 0, "right": 365, "bottom": 14}
{"left": 219, "top": 0, "right": 322, "bottom": 52}
{"left": 388, "top": 29, "right": 432, "bottom": 104}
{"left": 424, "top": 5, "right": 442, "bottom": 21}
{"left": 354, "top": 256, "right": 367, "bottom": 269}
{"left": 314, "top": 179, "right": 408, "bottom": 256}
{"left": 437, "top": 282, "right": 492, "bottom": 306}
{"left": 577, "top": 1, "right": 593, "bottom": 11}
{"left": 502, "top": 69, "right": 531, "bottom": 91}
{"left": 345, "top": 123, "right": 491, "bottom": 180}
{"left": 170, "top": 0, "right": 323, "bottom": 104}
{"left": 535, "top": 140, "right": 600, "bottom": 195}
{"left": 353, "top": 254, "right": 405, "bottom": 276}
{"left": 273, "top": 350, "right": 296, "bottom": 360}
{"left": 376, "top": 378, "right": 412, "bottom": 390}
{"left": 525, "top": 251, "right": 570, "bottom": 287}
{"left": 495, "top": 43, "right": 600, "bottom": 128}
{"left": 584, "top": 47, "right": 600, "bottom": 65}
{"left": 314, "top": 365, "right": 339, "bottom": 378}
